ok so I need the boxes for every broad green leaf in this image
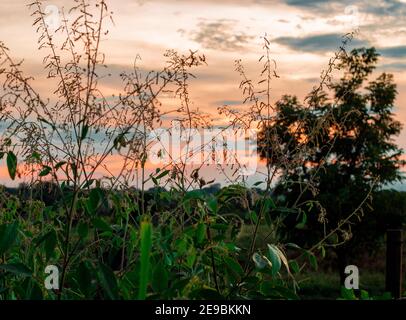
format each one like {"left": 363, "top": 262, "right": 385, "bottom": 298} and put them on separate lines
{"left": 289, "top": 260, "right": 300, "bottom": 274}
{"left": 39, "top": 166, "right": 52, "bottom": 177}
{"left": 77, "top": 222, "right": 89, "bottom": 239}
{"left": 77, "top": 261, "right": 94, "bottom": 298}
{"left": 152, "top": 262, "right": 168, "bottom": 293}
{"left": 267, "top": 244, "right": 282, "bottom": 275}
{"left": 44, "top": 229, "right": 57, "bottom": 260}
{"left": 55, "top": 161, "right": 67, "bottom": 170}
{"left": 195, "top": 223, "right": 206, "bottom": 245}
{"left": 0, "top": 263, "right": 32, "bottom": 277}
{"left": 306, "top": 251, "right": 318, "bottom": 270}
{"left": 360, "top": 290, "right": 370, "bottom": 300}
{"left": 6, "top": 151, "right": 17, "bottom": 180}
{"left": 80, "top": 124, "right": 89, "bottom": 141}
{"left": 138, "top": 220, "right": 152, "bottom": 300}
{"left": 184, "top": 190, "right": 205, "bottom": 201}
{"left": 186, "top": 246, "right": 197, "bottom": 268}
{"left": 223, "top": 256, "right": 244, "bottom": 277}
{"left": 295, "top": 212, "right": 307, "bottom": 229}
{"left": 98, "top": 263, "right": 119, "bottom": 300}
{"left": 86, "top": 188, "right": 103, "bottom": 215}
{"left": 252, "top": 253, "right": 268, "bottom": 269}
{"left": 0, "top": 222, "right": 18, "bottom": 255}
{"left": 340, "top": 287, "right": 357, "bottom": 300}
{"left": 207, "top": 198, "right": 218, "bottom": 213}
{"left": 263, "top": 197, "right": 276, "bottom": 211}
{"left": 92, "top": 217, "right": 112, "bottom": 232}
{"left": 21, "top": 279, "right": 43, "bottom": 300}
{"left": 155, "top": 169, "right": 170, "bottom": 180}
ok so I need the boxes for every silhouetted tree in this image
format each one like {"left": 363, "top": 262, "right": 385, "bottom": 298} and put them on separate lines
{"left": 260, "top": 48, "right": 404, "bottom": 283}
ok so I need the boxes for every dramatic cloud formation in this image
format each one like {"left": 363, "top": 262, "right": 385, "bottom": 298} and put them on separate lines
{"left": 189, "top": 19, "right": 254, "bottom": 51}
{"left": 379, "top": 46, "right": 406, "bottom": 58}
{"left": 274, "top": 33, "right": 368, "bottom": 53}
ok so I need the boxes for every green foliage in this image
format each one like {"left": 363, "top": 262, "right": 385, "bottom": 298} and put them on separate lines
{"left": 0, "top": 183, "right": 307, "bottom": 300}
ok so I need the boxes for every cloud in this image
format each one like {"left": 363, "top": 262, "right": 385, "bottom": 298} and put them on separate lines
{"left": 189, "top": 19, "right": 254, "bottom": 51}
{"left": 379, "top": 46, "right": 406, "bottom": 58}
{"left": 215, "top": 100, "right": 241, "bottom": 106}
{"left": 364, "top": 0, "right": 406, "bottom": 17}
{"left": 283, "top": 0, "right": 406, "bottom": 18}
{"left": 273, "top": 33, "right": 368, "bottom": 53}
{"left": 378, "top": 62, "right": 406, "bottom": 71}
{"left": 285, "top": 0, "right": 337, "bottom": 7}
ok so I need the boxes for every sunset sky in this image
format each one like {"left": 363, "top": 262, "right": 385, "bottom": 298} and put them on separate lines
{"left": 0, "top": 0, "right": 406, "bottom": 187}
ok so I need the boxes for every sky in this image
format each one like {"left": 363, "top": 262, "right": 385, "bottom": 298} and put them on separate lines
{"left": 0, "top": 0, "right": 406, "bottom": 187}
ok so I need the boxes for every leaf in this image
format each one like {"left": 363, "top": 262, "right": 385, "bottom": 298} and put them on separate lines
{"left": 44, "top": 229, "right": 57, "bottom": 260}
{"left": 176, "top": 237, "right": 188, "bottom": 255}
{"left": 82, "top": 179, "right": 95, "bottom": 189}
{"left": 195, "top": 223, "right": 206, "bottom": 245}
{"left": 267, "top": 244, "right": 282, "bottom": 275}
{"left": 289, "top": 260, "right": 300, "bottom": 274}
{"left": 38, "top": 117, "right": 55, "bottom": 129}
{"left": 86, "top": 188, "right": 102, "bottom": 215}
{"left": 80, "top": 124, "right": 89, "bottom": 141}
{"left": 285, "top": 243, "right": 302, "bottom": 250}
{"left": 223, "top": 256, "right": 244, "bottom": 277}
{"left": 252, "top": 253, "right": 268, "bottom": 269}
{"left": 39, "top": 166, "right": 52, "bottom": 177}
{"left": 55, "top": 161, "right": 67, "bottom": 170}
{"left": 77, "top": 222, "right": 89, "bottom": 239}
{"left": 340, "top": 287, "right": 357, "bottom": 300}
{"left": 306, "top": 251, "right": 318, "bottom": 270}
{"left": 92, "top": 217, "right": 112, "bottom": 232}
{"left": 155, "top": 169, "right": 170, "bottom": 180}
{"left": 98, "top": 263, "right": 119, "bottom": 300}
{"left": 250, "top": 211, "right": 258, "bottom": 224}
{"left": 22, "top": 279, "right": 43, "bottom": 300}
{"left": 360, "top": 290, "right": 370, "bottom": 300}
{"left": 186, "top": 246, "right": 197, "bottom": 268}
{"left": 0, "top": 222, "right": 18, "bottom": 255}
{"left": 295, "top": 212, "right": 307, "bottom": 229}
{"left": 30, "top": 151, "right": 41, "bottom": 161}
{"left": 184, "top": 190, "right": 205, "bottom": 201}
{"left": 0, "top": 263, "right": 32, "bottom": 277}
{"left": 207, "top": 198, "right": 218, "bottom": 213}
{"left": 6, "top": 151, "right": 17, "bottom": 180}
{"left": 263, "top": 197, "right": 276, "bottom": 211}
{"left": 138, "top": 220, "right": 152, "bottom": 300}
{"left": 152, "top": 262, "right": 168, "bottom": 293}
{"left": 320, "top": 246, "right": 326, "bottom": 259}
{"left": 77, "top": 261, "right": 93, "bottom": 298}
